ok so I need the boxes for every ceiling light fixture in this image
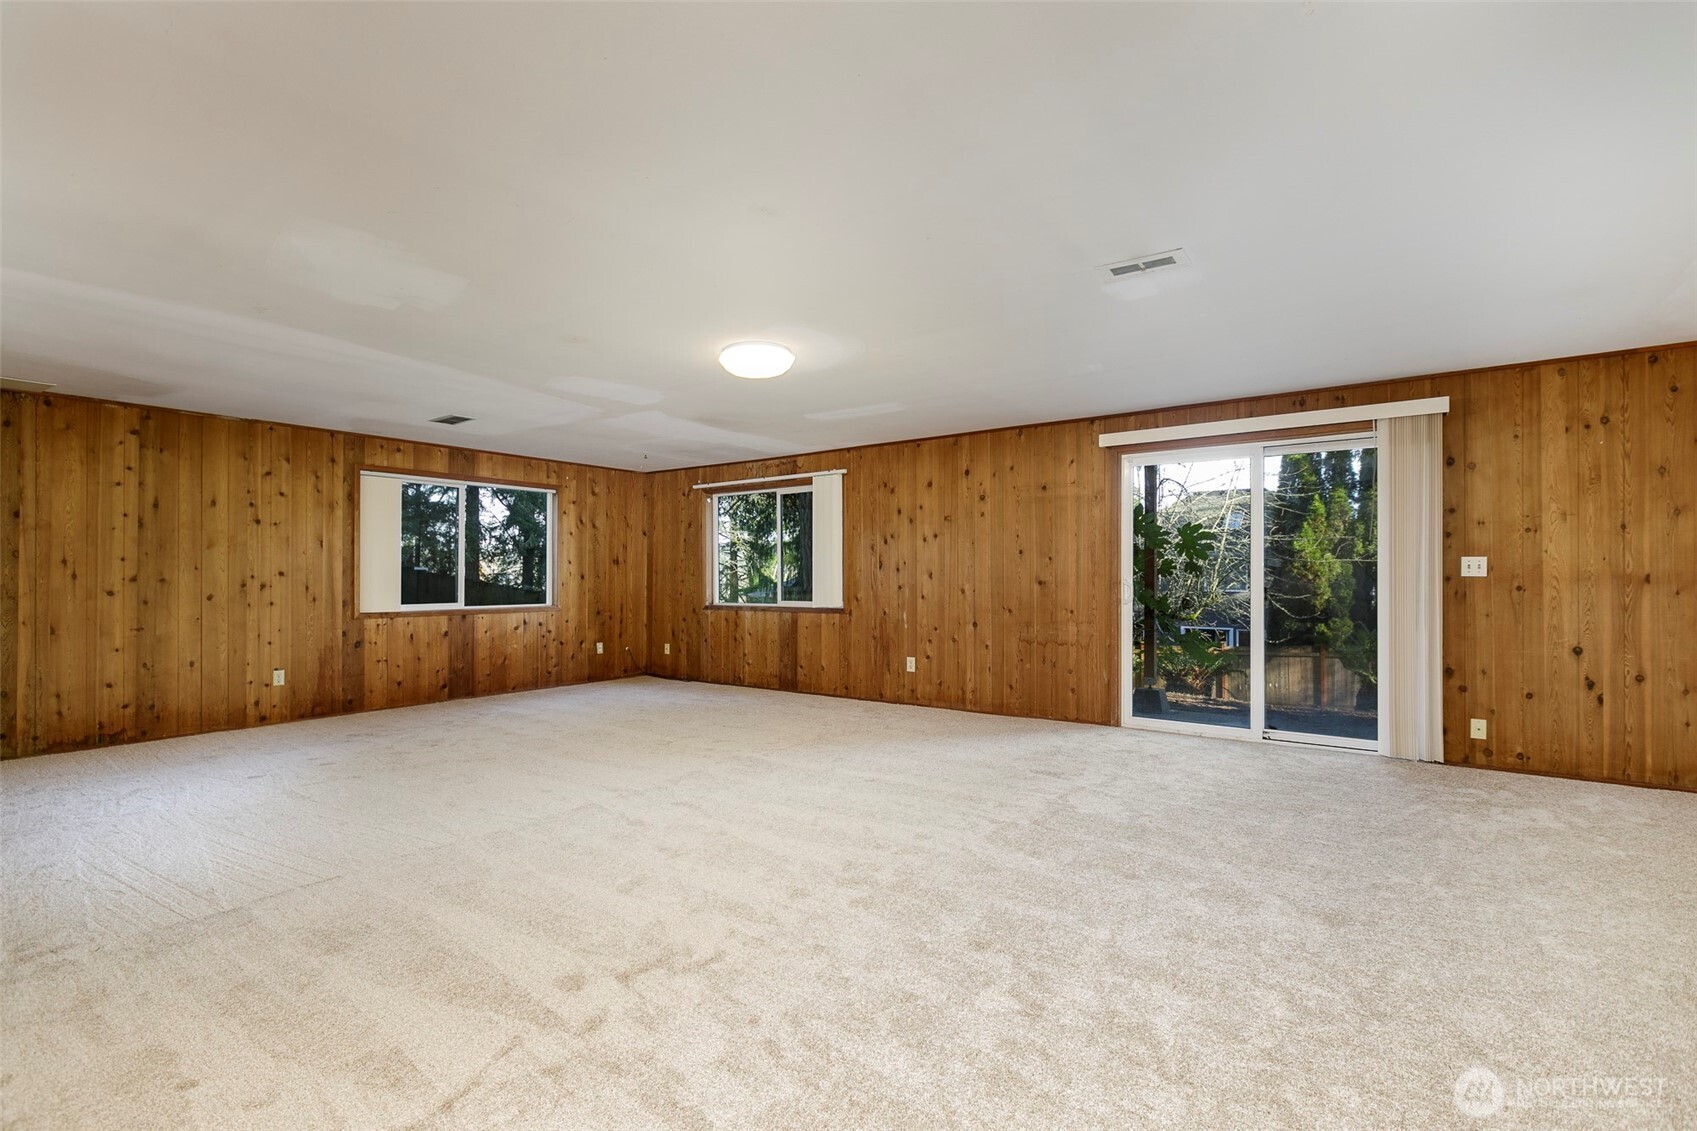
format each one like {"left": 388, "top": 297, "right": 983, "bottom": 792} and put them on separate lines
{"left": 718, "top": 341, "right": 795, "bottom": 379}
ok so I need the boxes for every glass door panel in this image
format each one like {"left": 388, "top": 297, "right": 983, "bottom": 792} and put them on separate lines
{"left": 1261, "top": 445, "right": 1379, "bottom": 743}
{"left": 1128, "top": 457, "right": 1254, "bottom": 730}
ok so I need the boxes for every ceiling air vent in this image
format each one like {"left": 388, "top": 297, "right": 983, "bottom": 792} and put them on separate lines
{"left": 430, "top": 414, "right": 474, "bottom": 426}
{"left": 1104, "top": 248, "right": 1189, "bottom": 279}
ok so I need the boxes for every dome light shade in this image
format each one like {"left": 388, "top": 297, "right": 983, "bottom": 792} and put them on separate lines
{"left": 718, "top": 341, "right": 795, "bottom": 379}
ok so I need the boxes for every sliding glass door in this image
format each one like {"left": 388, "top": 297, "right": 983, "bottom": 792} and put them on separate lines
{"left": 1122, "top": 437, "right": 1380, "bottom": 751}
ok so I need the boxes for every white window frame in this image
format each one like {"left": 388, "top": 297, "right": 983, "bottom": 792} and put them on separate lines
{"left": 709, "top": 484, "right": 819, "bottom": 608}
{"left": 363, "top": 470, "right": 556, "bottom": 613}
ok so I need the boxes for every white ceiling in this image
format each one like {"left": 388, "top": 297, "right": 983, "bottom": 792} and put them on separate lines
{"left": 3, "top": 3, "right": 1693, "bottom": 471}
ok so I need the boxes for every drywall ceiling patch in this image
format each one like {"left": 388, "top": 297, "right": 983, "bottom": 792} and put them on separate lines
{"left": 803, "top": 402, "right": 907, "bottom": 421}
{"left": 0, "top": 376, "right": 57, "bottom": 393}
{"left": 546, "top": 375, "right": 665, "bottom": 405}
{"left": 0, "top": 269, "right": 601, "bottom": 434}
{"left": 268, "top": 219, "right": 467, "bottom": 312}
{"left": 602, "top": 410, "right": 793, "bottom": 456}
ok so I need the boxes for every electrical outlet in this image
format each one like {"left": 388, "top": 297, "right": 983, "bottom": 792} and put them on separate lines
{"left": 595, "top": 641, "right": 604, "bottom": 655}
{"left": 905, "top": 656, "right": 916, "bottom": 673}
{"left": 1460, "top": 556, "right": 1488, "bottom": 578}
{"left": 663, "top": 642, "right": 671, "bottom": 655}
{"left": 272, "top": 669, "right": 285, "bottom": 687}
{"left": 1470, "top": 718, "right": 1488, "bottom": 740}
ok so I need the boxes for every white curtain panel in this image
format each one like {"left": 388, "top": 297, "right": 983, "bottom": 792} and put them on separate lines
{"left": 1379, "top": 412, "right": 1445, "bottom": 761}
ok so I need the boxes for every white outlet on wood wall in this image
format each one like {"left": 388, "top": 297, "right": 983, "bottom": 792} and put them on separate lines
{"left": 906, "top": 656, "right": 916, "bottom": 673}
{"left": 272, "top": 669, "right": 285, "bottom": 687}
{"left": 595, "top": 642, "right": 603, "bottom": 654}
{"left": 1470, "top": 718, "right": 1488, "bottom": 739}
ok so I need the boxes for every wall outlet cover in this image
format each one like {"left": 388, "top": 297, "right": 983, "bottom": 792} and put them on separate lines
{"left": 272, "top": 669, "right": 285, "bottom": 687}
{"left": 1469, "top": 718, "right": 1488, "bottom": 739}
{"left": 906, "top": 656, "right": 916, "bottom": 673}
{"left": 663, "top": 643, "right": 670, "bottom": 655}
{"left": 595, "top": 642, "right": 604, "bottom": 654}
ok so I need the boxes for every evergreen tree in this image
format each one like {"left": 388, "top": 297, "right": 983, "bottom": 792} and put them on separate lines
{"left": 1264, "top": 449, "right": 1378, "bottom": 708}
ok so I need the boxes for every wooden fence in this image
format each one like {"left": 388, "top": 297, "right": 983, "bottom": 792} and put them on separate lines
{"left": 1214, "top": 649, "right": 1365, "bottom": 709}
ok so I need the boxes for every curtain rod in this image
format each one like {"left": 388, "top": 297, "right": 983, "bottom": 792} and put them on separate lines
{"left": 691, "top": 469, "right": 847, "bottom": 491}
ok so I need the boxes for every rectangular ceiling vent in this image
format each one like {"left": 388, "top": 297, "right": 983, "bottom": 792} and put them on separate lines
{"left": 430, "top": 414, "right": 474, "bottom": 426}
{"left": 1104, "top": 248, "right": 1189, "bottom": 279}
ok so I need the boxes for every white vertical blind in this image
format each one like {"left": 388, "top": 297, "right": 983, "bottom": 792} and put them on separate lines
{"left": 359, "top": 474, "right": 403, "bottom": 613}
{"left": 1380, "top": 412, "right": 1445, "bottom": 760}
{"left": 811, "top": 472, "right": 844, "bottom": 607}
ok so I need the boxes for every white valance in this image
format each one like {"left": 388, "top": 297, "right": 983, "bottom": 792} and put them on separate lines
{"left": 1098, "top": 397, "right": 1449, "bottom": 449}
{"left": 692, "top": 469, "right": 846, "bottom": 491}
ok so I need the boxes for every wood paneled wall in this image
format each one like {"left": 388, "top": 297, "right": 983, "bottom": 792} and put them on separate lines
{"left": 6, "top": 342, "right": 1693, "bottom": 788}
{"left": 647, "top": 342, "right": 1696, "bottom": 790}
{"left": 646, "top": 428, "right": 1116, "bottom": 724}
{"left": 0, "top": 393, "right": 647, "bottom": 757}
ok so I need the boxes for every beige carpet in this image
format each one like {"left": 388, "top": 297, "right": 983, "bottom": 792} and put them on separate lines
{"left": 2, "top": 677, "right": 1692, "bottom": 1129}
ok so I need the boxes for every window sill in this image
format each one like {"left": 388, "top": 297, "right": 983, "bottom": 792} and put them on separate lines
{"left": 357, "top": 605, "right": 558, "bottom": 618}
{"left": 702, "top": 604, "right": 847, "bottom": 613}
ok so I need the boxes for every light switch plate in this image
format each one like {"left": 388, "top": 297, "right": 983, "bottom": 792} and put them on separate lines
{"left": 1460, "top": 556, "right": 1488, "bottom": 578}
{"left": 1469, "top": 718, "right": 1488, "bottom": 739}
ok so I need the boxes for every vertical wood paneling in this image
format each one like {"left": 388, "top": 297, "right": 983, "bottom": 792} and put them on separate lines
{"left": 0, "top": 393, "right": 35, "bottom": 753}
{"left": 95, "top": 403, "right": 139, "bottom": 744}
{"left": 232, "top": 420, "right": 263, "bottom": 729}
{"left": 200, "top": 416, "right": 236, "bottom": 733}
{"left": 1, "top": 393, "right": 648, "bottom": 758}
{"left": 37, "top": 399, "right": 97, "bottom": 749}
{"left": 1534, "top": 362, "right": 1576, "bottom": 776}
{"left": 175, "top": 413, "right": 206, "bottom": 737}
{"left": 647, "top": 343, "right": 1696, "bottom": 789}
{"left": 3, "top": 340, "right": 1691, "bottom": 789}
{"left": 338, "top": 434, "right": 366, "bottom": 714}
{"left": 1649, "top": 347, "right": 1697, "bottom": 777}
